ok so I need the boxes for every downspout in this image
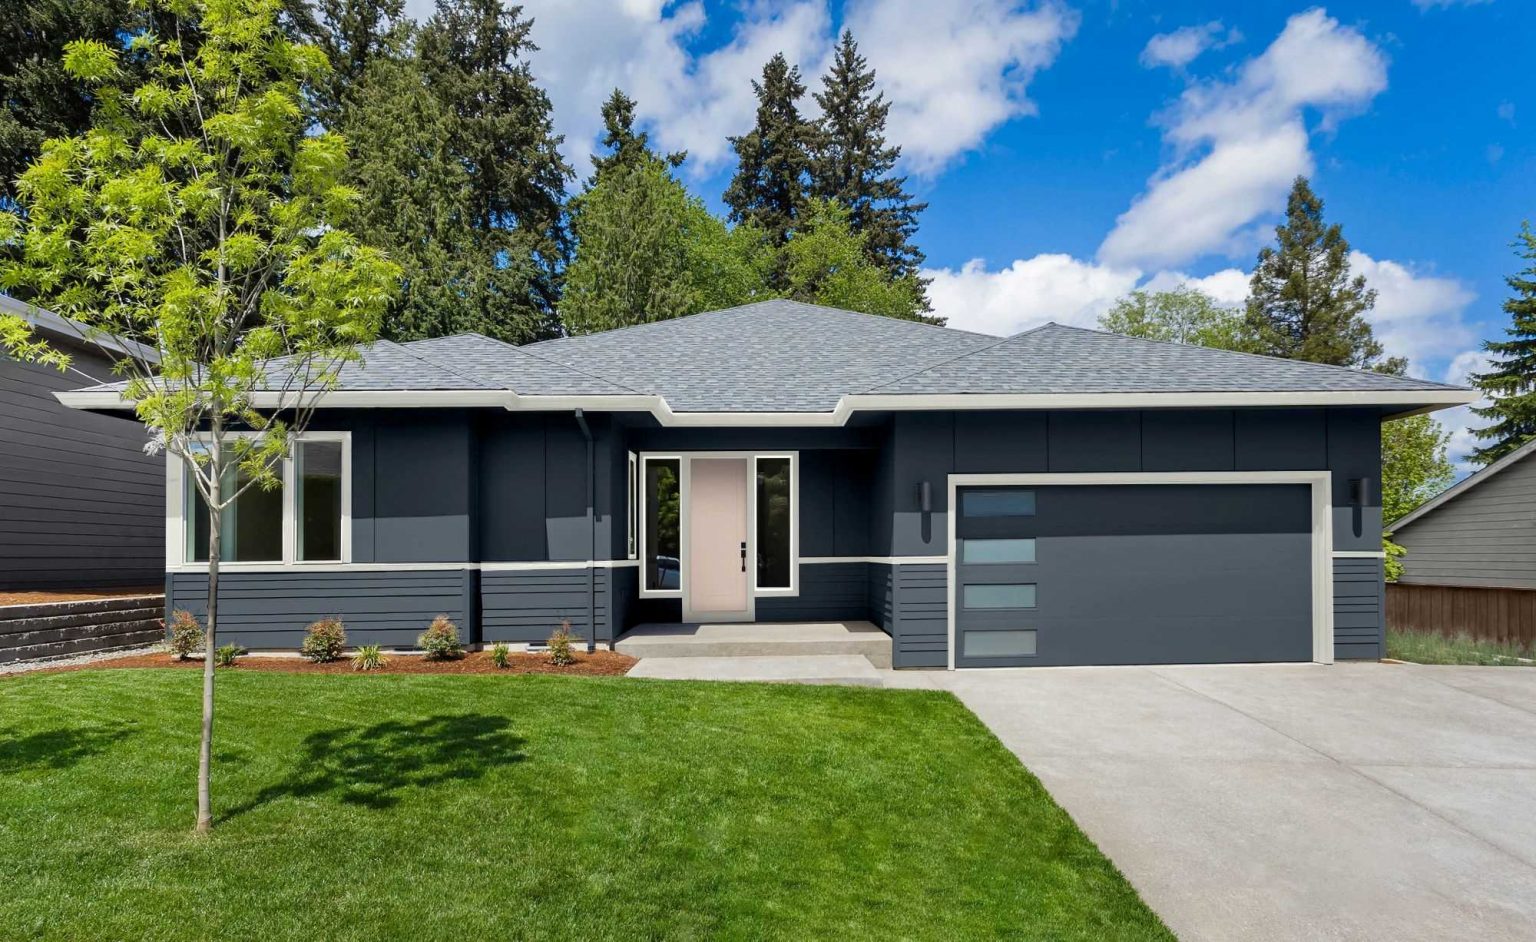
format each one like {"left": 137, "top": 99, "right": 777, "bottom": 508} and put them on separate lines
{"left": 574, "top": 409, "right": 597, "bottom": 654}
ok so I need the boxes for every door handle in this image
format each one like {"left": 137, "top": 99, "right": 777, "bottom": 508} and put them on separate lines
{"left": 740, "top": 541, "right": 747, "bottom": 572}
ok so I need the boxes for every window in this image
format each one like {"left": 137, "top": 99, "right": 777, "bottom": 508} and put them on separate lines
{"left": 961, "top": 489, "right": 1036, "bottom": 517}
{"left": 643, "top": 457, "right": 680, "bottom": 592}
{"left": 756, "top": 456, "right": 792, "bottom": 590}
{"left": 963, "top": 583, "right": 1037, "bottom": 609}
{"left": 961, "top": 538, "right": 1036, "bottom": 564}
{"left": 181, "top": 434, "right": 348, "bottom": 565}
{"left": 963, "top": 629, "right": 1037, "bottom": 658}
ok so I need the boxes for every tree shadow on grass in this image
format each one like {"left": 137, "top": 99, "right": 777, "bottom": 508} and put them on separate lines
{"left": 0, "top": 722, "right": 138, "bottom": 775}
{"left": 225, "top": 714, "right": 526, "bottom": 818}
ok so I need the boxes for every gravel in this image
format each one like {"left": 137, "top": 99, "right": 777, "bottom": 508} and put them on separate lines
{"left": 0, "top": 645, "right": 164, "bottom": 676}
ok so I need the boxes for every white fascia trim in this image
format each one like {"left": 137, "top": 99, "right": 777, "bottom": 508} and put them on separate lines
{"left": 944, "top": 471, "right": 1335, "bottom": 670}
{"left": 61, "top": 387, "right": 1479, "bottom": 421}
{"left": 800, "top": 556, "right": 949, "bottom": 565}
{"left": 166, "top": 559, "right": 641, "bottom": 574}
{"left": 1332, "top": 550, "right": 1387, "bottom": 559}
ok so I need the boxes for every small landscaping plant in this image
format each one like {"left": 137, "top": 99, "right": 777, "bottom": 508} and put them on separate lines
{"left": 547, "top": 622, "right": 576, "bottom": 666}
{"left": 488, "top": 642, "right": 511, "bottom": 669}
{"left": 301, "top": 618, "right": 348, "bottom": 663}
{"left": 166, "top": 610, "right": 205, "bottom": 661}
{"left": 418, "top": 615, "right": 465, "bottom": 661}
{"left": 213, "top": 644, "right": 244, "bottom": 668}
{"left": 352, "top": 644, "right": 389, "bottom": 672}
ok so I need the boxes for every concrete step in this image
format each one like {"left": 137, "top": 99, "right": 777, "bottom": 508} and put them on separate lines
{"left": 626, "top": 655, "right": 887, "bottom": 686}
{"left": 616, "top": 621, "right": 893, "bottom": 669}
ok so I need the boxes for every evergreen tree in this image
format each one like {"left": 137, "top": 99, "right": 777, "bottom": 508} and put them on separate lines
{"left": 1470, "top": 223, "right": 1536, "bottom": 464}
{"left": 783, "top": 201, "right": 933, "bottom": 323}
{"left": 416, "top": 0, "right": 572, "bottom": 339}
{"left": 724, "top": 54, "right": 813, "bottom": 262}
{"left": 589, "top": 88, "right": 682, "bottom": 180}
{"left": 1, "top": 0, "right": 139, "bottom": 209}
{"left": 1243, "top": 177, "right": 1401, "bottom": 372}
{"left": 810, "top": 30, "right": 927, "bottom": 289}
{"left": 290, "top": 0, "right": 413, "bottom": 130}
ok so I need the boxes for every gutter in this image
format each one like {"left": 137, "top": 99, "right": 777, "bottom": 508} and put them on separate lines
{"left": 573, "top": 409, "right": 597, "bottom": 654}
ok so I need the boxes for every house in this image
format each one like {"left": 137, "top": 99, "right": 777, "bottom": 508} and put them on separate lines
{"left": 59, "top": 300, "right": 1473, "bottom": 668}
{"left": 1391, "top": 438, "right": 1536, "bottom": 589}
{"left": 1, "top": 295, "right": 164, "bottom": 590}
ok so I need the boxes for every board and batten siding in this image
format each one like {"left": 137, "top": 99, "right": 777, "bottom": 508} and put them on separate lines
{"left": 1394, "top": 453, "right": 1536, "bottom": 589}
{"left": 1, "top": 346, "right": 163, "bottom": 589}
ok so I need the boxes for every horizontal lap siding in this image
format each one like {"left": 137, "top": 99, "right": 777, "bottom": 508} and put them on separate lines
{"left": 169, "top": 571, "right": 469, "bottom": 649}
{"left": 1395, "top": 454, "right": 1536, "bottom": 589}
{"left": 1335, "top": 557, "right": 1384, "bottom": 660}
{"left": 756, "top": 563, "right": 869, "bottom": 621}
{"left": 481, "top": 568, "right": 607, "bottom": 643}
{"left": 889, "top": 563, "right": 948, "bottom": 669}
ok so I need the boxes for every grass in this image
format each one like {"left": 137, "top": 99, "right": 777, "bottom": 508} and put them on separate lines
{"left": 0, "top": 670, "right": 1170, "bottom": 941}
{"left": 1386, "top": 628, "right": 1536, "bottom": 666}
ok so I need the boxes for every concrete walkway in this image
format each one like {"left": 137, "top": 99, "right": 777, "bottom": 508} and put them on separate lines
{"left": 625, "top": 657, "right": 1536, "bottom": 940}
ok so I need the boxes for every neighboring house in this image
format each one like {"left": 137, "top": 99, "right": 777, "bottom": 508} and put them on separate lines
{"left": 61, "top": 300, "right": 1473, "bottom": 668}
{"left": 0, "top": 295, "right": 164, "bottom": 589}
{"left": 1392, "top": 439, "right": 1536, "bottom": 588}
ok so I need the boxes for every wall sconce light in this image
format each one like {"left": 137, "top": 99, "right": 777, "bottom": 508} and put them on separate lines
{"left": 1350, "top": 477, "right": 1370, "bottom": 507}
{"left": 916, "top": 480, "right": 932, "bottom": 513}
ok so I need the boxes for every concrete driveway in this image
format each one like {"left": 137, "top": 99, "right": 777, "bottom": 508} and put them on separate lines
{"left": 934, "top": 663, "right": 1536, "bottom": 942}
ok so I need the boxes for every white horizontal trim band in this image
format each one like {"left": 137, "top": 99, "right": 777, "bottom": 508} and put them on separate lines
{"left": 58, "top": 386, "right": 1477, "bottom": 423}
{"left": 165, "top": 559, "right": 641, "bottom": 574}
{"left": 1332, "top": 551, "right": 1388, "bottom": 558}
{"left": 800, "top": 556, "right": 949, "bottom": 565}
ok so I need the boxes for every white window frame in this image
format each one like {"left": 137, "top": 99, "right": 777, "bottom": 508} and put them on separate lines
{"left": 169, "top": 431, "right": 352, "bottom": 570}
{"left": 945, "top": 470, "right": 1335, "bottom": 670}
{"left": 635, "top": 451, "right": 800, "bottom": 606}
{"left": 626, "top": 451, "right": 638, "bottom": 560}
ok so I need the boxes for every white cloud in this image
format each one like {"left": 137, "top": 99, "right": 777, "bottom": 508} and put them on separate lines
{"left": 1498, "top": 101, "right": 1517, "bottom": 125}
{"left": 1412, "top": 0, "right": 1494, "bottom": 10}
{"left": 1435, "top": 352, "right": 1492, "bottom": 473}
{"left": 1099, "top": 8, "right": 1388, "bottom": 269}
{"left": 925, "top": 255, "right": 1143, "bottom": 335}
{"left": 1140, "top": 21, "right": 1240, "bottom": 71}
{"left": 845, "top": 0, "right": 1079, "bottom": 174}
{"left": 449, "top": 0, "right": 1076, "bottom": 179}
{"left": 1349, "top": 251, "right": 1477, "bottom": 366}
{"left": 1140, "top": 267, "right": 1250, "bottom": 305}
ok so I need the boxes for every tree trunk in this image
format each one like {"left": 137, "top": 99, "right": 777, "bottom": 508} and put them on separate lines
{"left": 196, "top": 433, "right": 222, "bottom": 834}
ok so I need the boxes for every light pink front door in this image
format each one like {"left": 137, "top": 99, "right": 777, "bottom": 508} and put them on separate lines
{"left": 687, "top": 458, "right": 750, "bottom": 620}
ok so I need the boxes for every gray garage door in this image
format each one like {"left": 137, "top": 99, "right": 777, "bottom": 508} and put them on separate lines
{"left": 954, "top": 484, "right": 1313, "bottom": 668}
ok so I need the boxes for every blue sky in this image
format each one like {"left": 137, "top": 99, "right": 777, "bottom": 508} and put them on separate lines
{"left": 407, "top": 0, "right": 1532, "bottom": 465}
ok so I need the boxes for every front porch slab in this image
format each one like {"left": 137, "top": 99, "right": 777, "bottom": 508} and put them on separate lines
{"left": 615, "top": 620, "right": 892, "bottom": 668}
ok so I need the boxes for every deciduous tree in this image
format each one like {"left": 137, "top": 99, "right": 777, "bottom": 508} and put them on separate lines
{"left": 1099, "top": 286, "right": 1243, "bottom": 349}
{"left": 1381, "top": 415, "right": 1454, "bottom": 580}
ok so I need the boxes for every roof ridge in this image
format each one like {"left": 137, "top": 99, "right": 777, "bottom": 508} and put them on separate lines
{"left": 1039, "top": 322, "right": 1467, "bottom": 392}
{"left": 387, "top": 338, "right": 500, "bottom": 389}
{"left": 862, "top": 321, "right": 1054, "bottom": 393}
{"left": 404, "top": 331, "right": 648, "bottom": 395}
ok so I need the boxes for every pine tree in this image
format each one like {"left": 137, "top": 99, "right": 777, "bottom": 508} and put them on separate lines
{"left": 1243, "top": 177, "right": 1400, "bottom": 372}
{"left": 413, "top": 0, "right": 573, "bottom": 340}
{"left": 810, "top": 30, "right": 927, "bottom": 289}
{"left": 724, "top": 54, "right": 814, "bottom": 261}
{"left": 1470, "top": 223, "right": 1536, "bottom": 464}
{"left": 589, "top": 88, "right": 682, "bottom": 180}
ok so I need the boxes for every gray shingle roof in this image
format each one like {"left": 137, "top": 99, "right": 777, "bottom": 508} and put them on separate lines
{"left": 869, "top": 323, "right": 1461, "bottom": 396}
{"left": 61, "top": 299, "right": 1468, "bottom": 411}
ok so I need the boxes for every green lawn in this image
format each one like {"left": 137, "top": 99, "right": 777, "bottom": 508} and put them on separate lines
{"left": 1387, "top": 628, "right": 1536, "bottom": 666}
{"left": 0, "top": 670, "right": 1169, "bottom": 941}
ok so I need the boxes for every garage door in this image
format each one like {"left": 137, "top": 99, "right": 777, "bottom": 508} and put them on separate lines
{"left": 954, "top": 484, "right": 1313, "bottom": 668}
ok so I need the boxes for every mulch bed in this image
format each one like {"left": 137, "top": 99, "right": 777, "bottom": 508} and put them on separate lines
{"left": 30, "top": 649, "right": 636, "bottom": 677}
{"left": 0, "top": 587, "right": 163, "bottom": 607}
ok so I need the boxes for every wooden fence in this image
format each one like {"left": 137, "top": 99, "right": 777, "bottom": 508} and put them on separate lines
{"left": 1386, "top": 582, "right": 1536, "bottom": 648}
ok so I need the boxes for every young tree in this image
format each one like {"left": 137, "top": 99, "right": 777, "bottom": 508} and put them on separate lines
{"left": 1379, "top": 414, "right": 1454, "bottom": 579}
{"left": 810, "top": 30, "right": 927, "bottom": 289}
{"left": 724, "top": 53, "right": 814, "bottom": 262}
{"left": 1099, "top": 286, "right": 1244, "bottom": 349}
{"left": 1243, "top": 177, "right": 1402, "bottom": 372}
{"left": 782, "top": 200, "right": 933, "bottom": 323}
{"left": 415, "top": 0, "right": 571, "bottom": 338}
{"left": 0, "top": 0, "right": 399, "bottom": 832}
{"left": 1470, "top": 223, "right": 1536, "bottom": 464}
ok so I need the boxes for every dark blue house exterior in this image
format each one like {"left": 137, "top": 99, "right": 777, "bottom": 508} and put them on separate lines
{"left": 62, "top": 301, "right": 1474, "bottom": 668}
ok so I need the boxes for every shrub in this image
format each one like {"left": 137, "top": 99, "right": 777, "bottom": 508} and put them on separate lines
{"left": 418, "top": 615, "right": 465, "bottom": 661}
{"left": 167, "top": 610, "right": 205, "bottom": 661}
{"left": 488, "top": 642, "right": 511, "bottom": 669}
{"left": 301, "top": 618, "right": 347, "bottom": 663}
{"left": 213, "top": 643, "right": 244, "bottom": 668}
{"left": 547, "top": 621, "right": 576, "bottom": 666}
{"left": 352, "top": 644, "right": 389, "bottom": 672}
